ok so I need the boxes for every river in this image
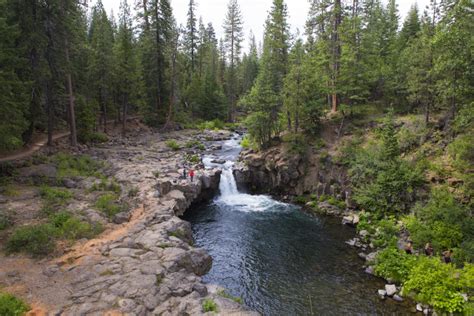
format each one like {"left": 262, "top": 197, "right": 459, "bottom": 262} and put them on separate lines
{"left": 182, "top": 136, "right": 411, "bottom": 315}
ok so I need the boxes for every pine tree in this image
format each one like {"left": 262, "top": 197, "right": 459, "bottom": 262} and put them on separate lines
{"left": 0, "top": 0, "right": 29, "bottom": 150}
{"left": 223, "top": 0, "right": 244, "bottom": 122}
{"left": 185, "top": 0, "right": 198, "bottom": 72}
{"left": 241, "top": 0, "right": 289, "bottom": 145}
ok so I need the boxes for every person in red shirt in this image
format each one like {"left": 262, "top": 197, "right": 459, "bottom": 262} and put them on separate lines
{"left": 189, "top": 169, "right": 195, "bottom": 182}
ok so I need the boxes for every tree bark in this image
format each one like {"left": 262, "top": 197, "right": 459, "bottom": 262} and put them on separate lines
{"left": 64, "top": 36, "right": 77, "bottom": 147}
{"left": 331, "top": 0, "right": 342, "bottom": 113}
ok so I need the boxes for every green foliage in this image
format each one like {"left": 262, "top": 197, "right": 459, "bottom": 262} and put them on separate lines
{"left": 90, "top": 178, "right": 121, "bottom": 194}
{"left": 371, "top": 218, "right": 399, "bottom": 248}
{"left": 282, "top": 133, "right": 307, "bottom": 155}
{"left": 197, "top": 119, "right": 225, "bottom": 131}
{"left": 185, "top": 154, "right": 200, "bottom": 164}
{"left": 403, "top": 257, "right": 472, "bottom": 313}
{"left": 293, "top": 196, "right": 308, "bottom": 205}
{"left": 6, "top": 224, "right": 57, "bottom": 256}
{"left": 95, "top": 193, "right": 126, "bottom": 218}
{"left": 49, "top": 212, "right": 102, "bottom": 240}
{"left": 165, "top": 140, "right": 181, "bottom": 151}
{"left": 0, "top": 293, "right": 30, "bottom": 316}
{"left": 0, "top": 210, "right": 12, "bottom": 230}
{"left": 350, "top": 113, "right": 424, "bottom": 216}
{"left": 202, "top": 298, "right": 218, "bottom": 313}
{"left": 406, "top": 188, "right": 473, "bottom": 262}
{"left": 374, "top": 246, "right": 417, "bottom": 283}
{"left": 40, "top": 186, "right": 73, "bottom": 214}
{"left": 185, "top": 140, "right": 205, "bottom": 150}
{"left": 53, "top": 153, "right": 103, "bottom": 179}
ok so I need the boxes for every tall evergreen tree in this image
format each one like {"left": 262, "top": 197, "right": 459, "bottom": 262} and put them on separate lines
{"left": 223, "top": 0, "right": 244, "bottom": 122}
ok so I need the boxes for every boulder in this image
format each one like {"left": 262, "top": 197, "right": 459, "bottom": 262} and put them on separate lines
{"left": 113, "top": 212, "right": 130, "bottom": 224}
{"left": 385, "top": 284, "right": 397, "bottom": 297}
{"left": 19, "top": 164, "right": 57, "bottom": 184}
{"left": 393, "top": 294, "right": 403, "bottom": 302}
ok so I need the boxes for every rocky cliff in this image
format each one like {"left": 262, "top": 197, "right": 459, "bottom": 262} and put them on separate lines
{"left": 234, "top": 145, "right": 354, "bottom": 207}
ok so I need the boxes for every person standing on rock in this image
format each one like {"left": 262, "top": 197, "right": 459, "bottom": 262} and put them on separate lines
{"left": 189, "top": 169, "right": 195, "bottom": 182}
{"left": 183, "top": 166, "right": 188, "bottom": 179}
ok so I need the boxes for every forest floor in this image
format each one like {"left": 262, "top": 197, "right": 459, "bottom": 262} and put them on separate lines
{"left": 0, "top": 121, "right": 252, "bottom": 315}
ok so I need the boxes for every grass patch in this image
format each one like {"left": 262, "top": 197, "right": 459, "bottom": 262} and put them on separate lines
{"left": 6, "top": 224, "right": 57, "bottom": 256}
{"left": 185, "top": 154, "right": 201, "bottom": 164}
{"left": 0, "top": 210, "right": 12, "bottom": 230}
{"left": 185, "top": 140, "right": 205, "bottom": 150}
{"left": 0, "top": 293, "right": 30, "bottom": 316}
{"left": 197, "top": 119, "right": 225, "bottom": 131}
{"left": 89, "top": 178, "right": 121, "bottom": 194}
{"left": 95, "top": 194, "right": 127, "bottom": 218}
{"left": 52, "top": 153, "right": 103, "bottom": 179}
{"left": 50, "top": 212, "right": 103, "bottom": 240}
{"left": 165, "top": 140, "right": 181, "bottom": 151}
{"left": 217, "top": 289, "right": 243, "bottom": 304}
{"left": 40, "top": 186, "right": 73, "bottom": 215}
{"left": 202, "top": 298, "right": 218, "bottom": 312}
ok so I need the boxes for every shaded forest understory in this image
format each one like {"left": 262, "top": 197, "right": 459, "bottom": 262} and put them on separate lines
{"left": 0, "top": 0, "right": 473, "bottom": 314}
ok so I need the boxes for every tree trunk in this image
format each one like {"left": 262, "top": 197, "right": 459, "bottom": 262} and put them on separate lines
{"left": 143, "top": 0, "right": 150, "bottom": 32}
{"left": 122, "top": 94, "right": 128, "bottom": 137}
{"left": 331, "top": 0, "right": 342, "bottom": 113}
{"left": 164, "top": 32, "right": 179, "bottom": 130}
{"left": 64, "top": 37, "right": 77, "bottom": 147}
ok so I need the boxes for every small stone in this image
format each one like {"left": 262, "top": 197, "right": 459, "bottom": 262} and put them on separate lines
{"left": 416, "top": 303, "right": 423, "bottom": 312}
{"left": 43, "top": 265, "right": 59, "bottom": 277}
{"left": 365, "top": 252, "right": 378, "bottom": 262}
{"left": 461, "top": 293, "right": 468, "bottom": 302}
{"left": 385, "top": 284, "right": 397, "bottom": 297}
{"left": 364, "top": 266, "right": 375, "bottom": 275}
{"left": 359, "top": 230, "right": 369, "bottom": 237}
{"left": 358, "top": 252, "right": 367, "bottom": 260}
{"left": 378, "top": 289, "right": 387, "bottom": 298}
{"left": 62, "top": 178, "right": 77, "bottom": 188}
{"left": 423, "top": 308, "right": 429, "bottom": 315}
{"left": 113, "top": 212, "right": 130, "bottom": 224}
{"left": 118, "top": 299, "right": 137, "bottom": 313}
{"left": 393, "top": 294, "right": 403, "bottom": 302}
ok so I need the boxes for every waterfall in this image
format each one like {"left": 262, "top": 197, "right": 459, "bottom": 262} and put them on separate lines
{"left": 219, "top": 167, "right": 239, "bottom": 197}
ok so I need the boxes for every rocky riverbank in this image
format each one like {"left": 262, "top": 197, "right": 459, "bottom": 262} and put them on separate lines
{"left": 0, "top": 127, "right": 257, "bottom": 315}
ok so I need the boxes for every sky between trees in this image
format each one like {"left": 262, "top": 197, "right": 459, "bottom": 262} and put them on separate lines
{"left": 98, "top": 0, "right": 432, "bottom": 49}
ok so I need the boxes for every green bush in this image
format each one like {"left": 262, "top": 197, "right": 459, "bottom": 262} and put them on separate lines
{"left": 6, "top": 224, "right": 57, "bottom": 256}
{"left": 40, "top": 186, "right": 73, "bottom": 206}
{"left": 90, "top": 178, "right": 121, "bottom": 194}
{"left": 165, "top": 140, "right": 181, "bottom": 151}
{"left": 402, "top": 257, "right": 473, "bottom": 313}
{"left": 185, "top": 140, "right": 205, "bottom": 150}
{"left": 294, "top": 196, "right": 308, "bottom": 204}
{"left": 50, "top": 212, "right": 102, "bottom": 240}
{"left": 406, "top": 188, "right": 473, "bottom": 262}
{"left": 197, "top": 119, "right": 225, "bottom": 131}
{"left": 0, "top": 293, "right": 30, "bottom": 316}
{"left": 185, "top": 154, "right": 201, "bottom": 164}
{"left": 95, "top": 194, "right": 126, "bottom": 218}
{"left": 372, "top": 218, "right": 399, "bottom": 248}
{"left": 374, "top": 247, "right": 417, "bottom": 283}
{"left": 202, "top": 298, "right": 218, "bottom": 312}
{"left": 53, "top": 153, "right": 103, "bottom": 179}
{"left": 240, "top": 136, "right": 251, "bottom": 149}
{"left": 0, "top": 210, "right": 12, "bottom": 230}
{"left": 282, "top": 133, "right": 307, "bottom": 155}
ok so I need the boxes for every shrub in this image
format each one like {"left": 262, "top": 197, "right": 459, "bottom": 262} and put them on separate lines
{"left": 406, "top": 188, "right": 472, "bottom": 262}
{"left": 6, "top": 224, "right": 57, "bottom": 256}
{"left": 40, "top": 186, "right": 73, "bottom": 205}
{"left": 185, "top": 140, "right": 205, "bottom": 150}
{"left": 402, "top": 257, "right": 472, "bottom": 313}
{"left": 371, "top": 218, "right": 399, "bottom": 248}
{"left": 185, "top": 154, "right": 201, "bottom": 164}
{"left": 294, "top": 196, "right": 308, "bottom": 205}
{"left": 90, "top": 179, "right": 121, "bottom": 194}
{"left": 53, "top": 153, "right": 103, "bottom": 178}
{"left": 0, "top": 210, "right": 12, "bottom": 230}
{"left": 197, "top": 119, "right": 225, "bottom": 131}
{"left": 50, "top": 212, "right": 102, "bottom": 240}
{"left": 0, "top": 293, "right": 30, "bottom": 316}
{"left": 240, "top": 136, "right": 251, "bottom": 149}
{"left": 165, "top": 140, "right": 181, "bottom": 151}
{"left": 95, "top": 194, "right": 126, "bottom": 218}
{"left": 282, "top": 133, "right": 307, "bottom": 155}
{"left": 374, "top": 246, "right": 416, "bottom": 283}
{"left": 202, "top": 298, "right": 218, "bottom": 312}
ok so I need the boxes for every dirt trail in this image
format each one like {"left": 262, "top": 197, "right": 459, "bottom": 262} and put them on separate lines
{"left": 0, "top": 116, "right": 141, "bottom": 163}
